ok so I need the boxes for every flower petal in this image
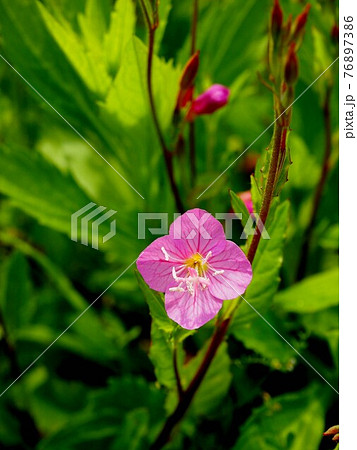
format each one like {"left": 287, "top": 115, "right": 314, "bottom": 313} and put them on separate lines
{"left": 165, "top": 287, "right": 223, "bottom": 330}
{"left": 169, "top": 208, "right": 226, "bottom": 256}
{"left": 137, "top": 235, "right": 187, "bottom": 292}
{"left": 208, "top": 240, "right": 252, "bottom": 300}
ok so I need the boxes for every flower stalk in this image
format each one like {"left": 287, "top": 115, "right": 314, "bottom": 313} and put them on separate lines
{"left": 150, "top": 2, "right": 310, "bottom": 447}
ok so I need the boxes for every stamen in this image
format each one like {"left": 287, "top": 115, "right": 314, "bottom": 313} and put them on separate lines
{"left": 212, "top": 270, "right": 224, "bottom": 276}
{"left": 170, "top": 256, "right": 213, "bottom": 296}
{"left": 161, "top": 247, "right": 170, "bottom": 261}
{"left": 172, "top": 267, "right": 178, "bottom": 280}
{"left": 169, "top": 286, "right": 185, "bottom": 292}
{"left": 202, "top": 251, "right": 212, "bottom": 264}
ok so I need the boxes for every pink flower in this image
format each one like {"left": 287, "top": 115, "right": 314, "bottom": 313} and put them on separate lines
{"left": 238, "top": 190, "right": 254, "bottom": 215}
{"left": 137, "top": 209, "right": 252, "bottom": 330}
{"left": 187, "top": 84, "right": 230, "bottom": 121}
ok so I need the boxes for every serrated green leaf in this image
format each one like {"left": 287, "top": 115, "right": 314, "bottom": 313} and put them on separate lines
{"left": 38, "top": 1, "right": 111, "bottom": 98}
{"left": 274, "top": 146, "right": 293, "bottom": 196}
{"left": 103, "top": 0, "right": 136, "bottom": 76}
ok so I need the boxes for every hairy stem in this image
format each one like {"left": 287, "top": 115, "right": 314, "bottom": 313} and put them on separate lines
{"left": 247, "top": 118, "right": 285, "bottom": 262}
{"left": 296, "top": 86, "right": 332, "bottom": 280}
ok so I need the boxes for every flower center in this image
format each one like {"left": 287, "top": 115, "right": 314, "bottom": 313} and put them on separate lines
{"left": 184, "top": 253, "right": 208, "bottom": 276}
{"left": 161, "top": 247, "right": 225, "bottom": 296}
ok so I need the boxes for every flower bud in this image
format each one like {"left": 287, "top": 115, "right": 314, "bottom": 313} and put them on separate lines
{"left": 292, "top": 4, "right": 311, "bottom": 42}
{"left": 177, "top": 85, "right": 194, "bottom": 109}
{"left": 238, "top": 190, "right": 254, "bottom": 214}
{"left": 180, "top": 51, "right": 200, "bottom": 90}
{"left": 284, "top": 43, "right": 298, "bottom": 86}
{"left": 271, "top": 0, "right": 283, "bottom": 38}
{"left": 176, "top": 51, "right": 200, "bottom": 110}
{"left": 323, "top": 425, "right": 339, "bottom": 443}
{"left": 323, "top": 425, "right": 339, "bottom": 436}
{"left": 187, "top": 84, "right": 230, "bottom": 121}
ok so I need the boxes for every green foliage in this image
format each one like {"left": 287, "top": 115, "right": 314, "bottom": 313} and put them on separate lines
{"left": 275, "top": 269, "right": 339, "bottom": 313}
{"left": 232, "top": 201, "right": 290, "bottom": 326}
{"left": 230, "top": 189, "right": 251, "bottom": 229}
{"left": 0, "top": 0, "right": 338, "bottom": 448}
{"left": 36, "top": 376, "right": 164, "bottom": 449}
{"left": 233, "top": 385, "right": 328, "bottom": 449}
{"left": 0, "top": 252, "right": 33, "bottom": 337}
{"left": 0, "top": 145, "right": 90, "bottom": 236}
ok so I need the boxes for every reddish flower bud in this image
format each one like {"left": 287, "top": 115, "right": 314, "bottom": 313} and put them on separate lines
{"left": 285, "top": 13, "right": 293, "bottom": 38}
{"left": 177, "top": 85, "right": 194, "bottom": 109}
{"left": 180, "top": 51, "right": 200, "bottom": 90}
{"left": 271, "top": 0, "right": 283, "bottom": 37}
{"left": 323, "top": 425, "right": 339, "bottom": 443}
{"left": 292, "top": 3, "right": 311, "bottom": 41}
{"left": 284, "top": 43, "right": 298, "bottom": 86}
{"left": 187, "top": 84, "right": 230, "bottom": 121}
{"left": 238, "top": 190, "right": 254, "bottom": 214}
{"left": 176, "top": 51, "right": 200, "bottom": 110}
{"left": 323, "top": 425, "right": 339, "bottom": 436}
{"left": 331, "top": 24, "right": 339, "bottom": 44}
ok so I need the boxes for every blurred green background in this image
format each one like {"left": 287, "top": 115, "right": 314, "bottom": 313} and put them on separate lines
{"left": 0, "top": 0, "right": 338, "bottom": 448}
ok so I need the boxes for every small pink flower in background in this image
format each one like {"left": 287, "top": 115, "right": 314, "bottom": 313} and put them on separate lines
{"left": 137, "top": 209, "right": 252, "bottom": 330}
{"left": 239, "top": 190, "right": 254, "bottom": 215}
{"left": 187, "top": 84, "right": 230, "bottom": 121}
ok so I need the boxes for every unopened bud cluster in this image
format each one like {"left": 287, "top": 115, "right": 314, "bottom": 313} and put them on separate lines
{"left": 269, "top": 0, "right": 311, "bottom": 89}
{"left": 323, "top": 425, "right": 339, "bottom": 443}
{"left": 176, "top": 50, "right": 230, "bottom": 121}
